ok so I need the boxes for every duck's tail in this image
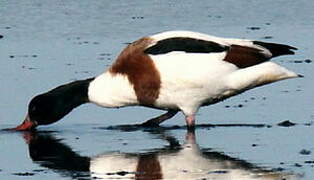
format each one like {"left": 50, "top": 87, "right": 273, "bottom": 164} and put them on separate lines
{"left": 253, "top": 41, "right": 297, "bottom": 57}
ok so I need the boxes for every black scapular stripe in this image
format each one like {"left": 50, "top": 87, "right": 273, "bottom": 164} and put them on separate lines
{"left": 144, "top": 37, "right": 228, "bottom": 55}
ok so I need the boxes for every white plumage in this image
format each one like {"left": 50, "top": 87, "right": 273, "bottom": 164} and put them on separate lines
{"left": 88, "top": 72, "right": 138, "bottom": 108}
{"left": 88, "top": 30, "right": 299, "bottom": 127}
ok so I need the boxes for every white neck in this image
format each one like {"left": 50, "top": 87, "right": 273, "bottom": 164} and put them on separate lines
{"left": 88, "top": 72, "right": 138, "bottom": 108}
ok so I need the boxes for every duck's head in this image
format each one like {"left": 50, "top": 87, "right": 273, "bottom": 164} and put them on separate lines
{"left": 11, "top": 78, "right": 93, "bottom": 131}
{"left": 14, "top": 94, "right": 65, "bottom": 131}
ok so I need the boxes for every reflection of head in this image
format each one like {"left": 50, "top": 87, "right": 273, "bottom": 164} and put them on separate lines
{"left": 25, "top": 132, "right": 90, "bottom": 178}
{"left": 23, "top": 131, "right": 298, "bottom": 180}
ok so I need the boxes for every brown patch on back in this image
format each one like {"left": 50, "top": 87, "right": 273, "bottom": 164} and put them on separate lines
{"left": 135, "top": 154, "right": 162, "bottom": 180}
{"left": 110, "top": 37, "right": 161, "bottom": 106}
{"left": 224, "top": 45, "right": 269, "bottom": 68}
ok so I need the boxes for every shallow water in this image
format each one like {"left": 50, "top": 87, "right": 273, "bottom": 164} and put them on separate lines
{"left": 1, "top": 0, "right": 314, "bottom": 179}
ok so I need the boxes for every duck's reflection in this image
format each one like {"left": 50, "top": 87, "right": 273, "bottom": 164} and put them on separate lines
{"left": 22, "top": 130, "right": 298, "bottom": 180}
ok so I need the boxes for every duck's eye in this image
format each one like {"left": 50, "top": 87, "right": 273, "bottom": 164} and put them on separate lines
{"left": 30, "top": 106, "right": 37, "bottom": 112}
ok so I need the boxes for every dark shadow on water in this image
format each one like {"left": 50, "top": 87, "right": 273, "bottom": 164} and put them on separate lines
{"left": 98, "top": 122, "right": 272, "bottom": 132}
{"left": 18, "top": 129, "right": 298, "bottom": 179}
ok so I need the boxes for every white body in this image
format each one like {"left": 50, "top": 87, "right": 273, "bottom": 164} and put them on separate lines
{"left": 88, "top": 31, "right": 298, "bottom": 118}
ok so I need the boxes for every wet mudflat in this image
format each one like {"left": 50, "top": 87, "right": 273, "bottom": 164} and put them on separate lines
{"left": 1, "top": 0, "right": 314, "bottom": 179}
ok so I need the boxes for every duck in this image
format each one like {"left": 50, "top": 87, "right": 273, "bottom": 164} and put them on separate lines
{"left": 13, "top": 30, "right": 300, "bottom": 131}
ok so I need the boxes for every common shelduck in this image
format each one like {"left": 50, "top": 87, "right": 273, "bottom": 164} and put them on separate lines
{"left": 13, "top": 30, "right": 301, "bottom": 131}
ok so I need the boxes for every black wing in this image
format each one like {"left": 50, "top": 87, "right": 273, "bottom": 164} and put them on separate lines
{"left": 144, "top": 37, "right": 228, "bottom": 55}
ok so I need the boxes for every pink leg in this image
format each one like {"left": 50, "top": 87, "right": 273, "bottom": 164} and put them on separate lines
{"left": 185, "top": 115, "right": 195, "bottom": 128}
{"left": 185, "top": 131, "right": 196, "bottom": 143}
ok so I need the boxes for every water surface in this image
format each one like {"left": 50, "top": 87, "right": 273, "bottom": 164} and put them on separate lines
{"left": 1, "top": 0, "right": 314, "bottom": 179}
